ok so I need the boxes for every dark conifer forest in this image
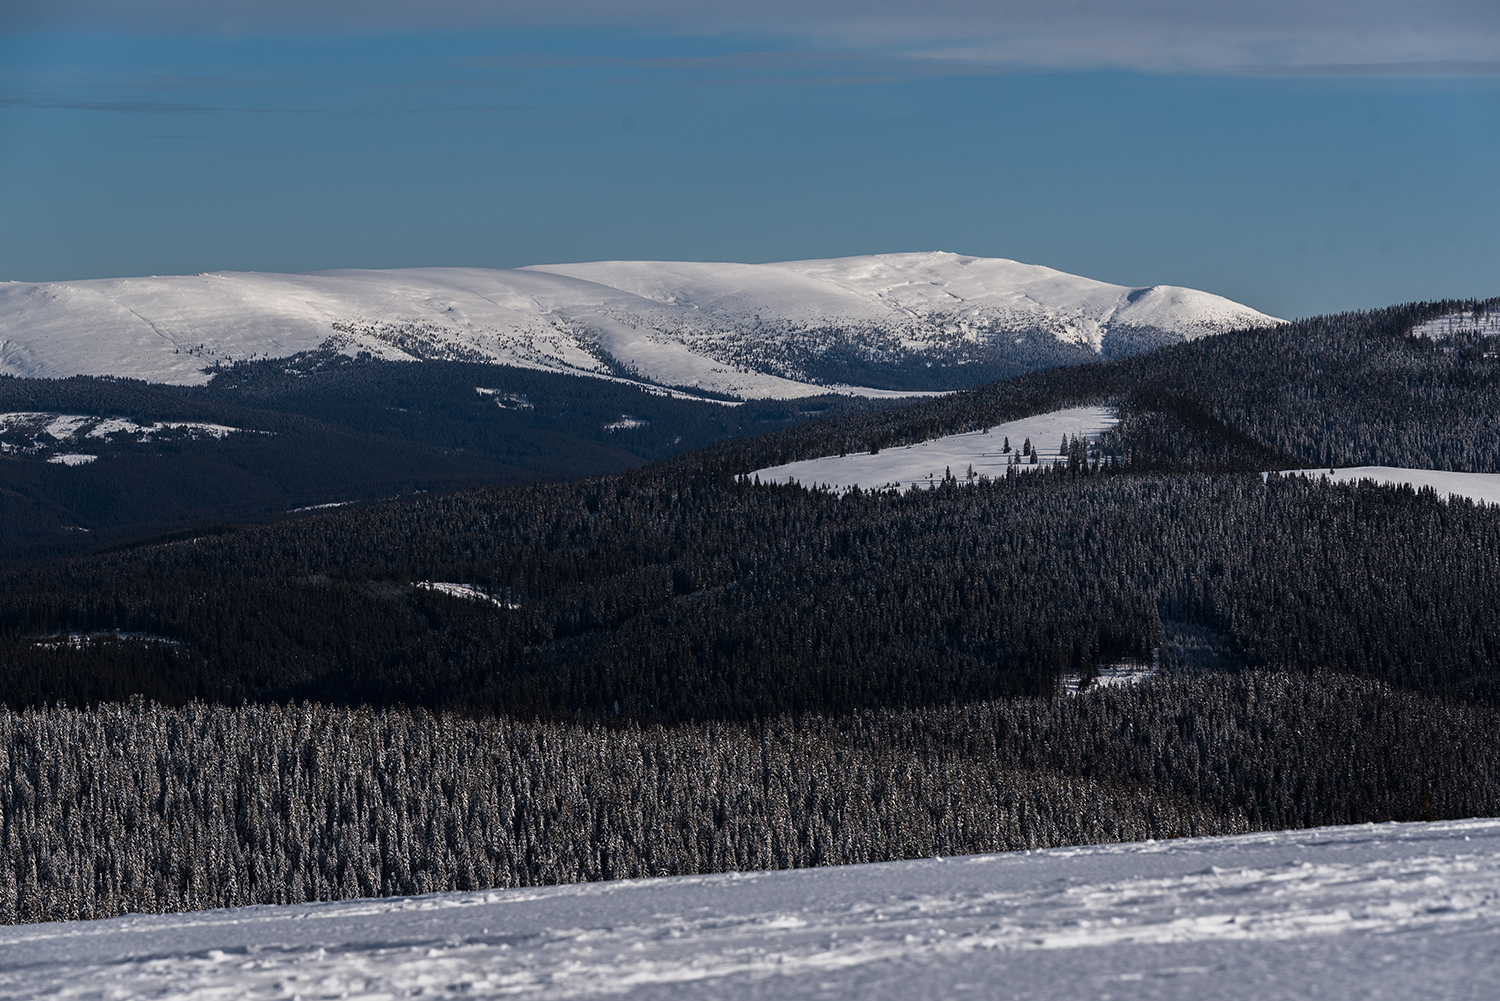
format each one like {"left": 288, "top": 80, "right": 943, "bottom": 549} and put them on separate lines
{"left": 0, "top": 355, "right": 897, "bottom": 566}
{"left": 2, "top": 297, "right": 1499, "bottom": 923}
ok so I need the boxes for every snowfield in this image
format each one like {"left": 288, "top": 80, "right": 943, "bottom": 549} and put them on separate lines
{"left": 0, "top": 412, "right": 250, "bottom": 462}
{"left": 528, "top": 254, "right": 1277, "bottom": 352}
{"left": 750, "top": 405, "right": 1118, "bottom": 492}
{"left": 3, "top": 819, "right": 1496, "bottom": 1000}
{"left": 1413, "top": 310, "right": 1500, "bottom": 341}
{"left": 0, "top": 254, "right": 1280, "bottom": 399}
{"left": 1271, "top": 467, "right": 1500, "bottom": 507}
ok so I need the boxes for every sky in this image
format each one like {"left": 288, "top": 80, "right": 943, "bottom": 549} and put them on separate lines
{"left": 1, "top": 1, "right": 1498, "bottom": 319}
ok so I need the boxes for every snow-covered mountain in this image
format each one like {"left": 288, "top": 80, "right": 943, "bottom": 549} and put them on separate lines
{"left": 4, "top": 819, "right": 1495, "bottom": 999}
{"left": 0, "top": 253, "right": 1282, "bottom": 399}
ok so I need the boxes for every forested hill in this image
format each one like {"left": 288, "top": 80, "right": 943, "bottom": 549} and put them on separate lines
{"left": 5, "top": 296, "right": 1500, "bottom": 925}
{"left": 0, "top": 356, "right": 900, "bottom": 566}
{"left": 700, "top": 297, "right": 1500, "bottom": 476}
{"left": 1, "top": 298, "right": 1498, "bottom": 720}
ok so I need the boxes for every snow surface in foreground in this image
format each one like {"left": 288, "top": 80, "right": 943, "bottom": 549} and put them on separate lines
{"left": 750, "top": 405, "right": 1117, "bottom": 492}
{"left": 1272, "top": 467, "right": 1500, "bottom": 507}
{"left": 4, "top": 819, "right": 1497, "bottom": 1000}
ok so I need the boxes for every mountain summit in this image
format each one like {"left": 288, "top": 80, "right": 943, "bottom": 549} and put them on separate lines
{"left": 0, "top": 253, "right": 1281, "bottom": 398}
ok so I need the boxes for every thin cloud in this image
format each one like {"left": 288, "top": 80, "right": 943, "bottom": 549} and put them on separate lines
{"left": 0, "top": 93, "right": 324, "bottom": 113}
{"left": 1242, "top": 61, "right": 1500, "bottom": 77}
{"left": 7, "top": 2, "right": 1500, "bottom": 75}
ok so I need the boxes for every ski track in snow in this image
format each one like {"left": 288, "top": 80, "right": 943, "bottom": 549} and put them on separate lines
{"left": 750, "top": 405, "right": 1118, "bottom": 492}
{"left": 2, "top": 820, "right": 1497, "bottom": 999}
{"left": 1271, "top": 467, "right": 1500, "bottom": 507}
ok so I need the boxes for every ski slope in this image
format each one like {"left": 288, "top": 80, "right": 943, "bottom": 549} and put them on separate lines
{"left": 3, "top": 819, "right": 1495, "bottom": 1000}
{"left": 750, "top": 405, "right": 1118, "bottom": 492}
{"left": 1273, "top": 467, "right": 1500, "bottom": 507}
{"left": 0, "top": 254, "right": 1281, "bottom": 399}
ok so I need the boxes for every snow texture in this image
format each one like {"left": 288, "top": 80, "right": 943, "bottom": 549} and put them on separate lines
{"left": 751, "top": 405, "right": 1118, "bottom": 492}
{"left": 0, "top": 254, "right": 1281, "bottom": 399}
{"left": 3, "top": 819, "right": 1496, "bottom": 1000}
{"left": 1272, "top": 467, "right": 1500, "bottom": 507}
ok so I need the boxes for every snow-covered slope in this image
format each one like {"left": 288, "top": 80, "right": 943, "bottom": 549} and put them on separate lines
{"left": 1272, "top": 467, "right": 1500, "bottom": 507}
{"left": 0, "top": 254, "right": 1281, "bottom": 399}
{"left": 751, "top": 405, "right": 1118, "bottom": 492}
{"left": 532, "top": 253, "right": 1275, "bottom": 351}
{"left": 4, "top": 819, "right": 1495, "bottom": 1000}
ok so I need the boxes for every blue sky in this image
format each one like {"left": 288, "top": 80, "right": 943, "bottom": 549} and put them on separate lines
{"left": 2, "top": 2, "right": 1498, "bottom": 318}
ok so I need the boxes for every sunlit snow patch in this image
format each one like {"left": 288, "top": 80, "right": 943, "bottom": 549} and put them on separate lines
{"left": 0, "top": 413, "right": 252, "bottom": 463}
{"left": 1269, "top": 467, "right": 1500, "bottom": 507}
{"left": 476, "top": 387, "right": 534, "bottom": 409}
{"left": 33, "top": 630, "right": 182, "bottom": 651}
{"left": 1413, "top": 308, "right": 1500, "bottom": 340}
{"left": 750, "top": 405, "right": 1117, "bottom": 493}
{"left": 1062, "top": 653, "right": 1158, "bottom": 694}
{"left": 43, "top": 415, "right": 91, "bottom": 440}
{"left": 604, "top": 415, "right": 649, "bottom": 431}
{"left": 288, "top": 500, "right": 357, "bottom": 513}
{"left": 414, "top": 582, "right": 519, "bottom": 609}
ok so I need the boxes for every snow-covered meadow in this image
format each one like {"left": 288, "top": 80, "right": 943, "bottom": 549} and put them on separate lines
{"left": 1271, "top": 467, "right": 1500, "bottom": 507}
{"left": 750, "top": 405, "right": 1118, "bottom": 492}
{"left": 1413, "top": 310, "right": 1500, "bottom": 341}
{"left": 3, "top": 819, "right": 1495, "bottom": 1000}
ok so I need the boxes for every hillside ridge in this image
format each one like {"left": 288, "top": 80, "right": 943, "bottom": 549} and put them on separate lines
{"left": 0, "top": 253, "right": 1282, "bottom": 397}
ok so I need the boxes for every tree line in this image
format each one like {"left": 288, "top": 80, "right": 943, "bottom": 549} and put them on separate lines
{"left": 3, "top": 670, "right": 1495, "bottom": 924}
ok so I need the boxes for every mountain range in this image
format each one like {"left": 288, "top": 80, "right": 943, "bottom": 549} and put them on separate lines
{"left": 0, "top": 252, "right": 1282, "bottom": 397}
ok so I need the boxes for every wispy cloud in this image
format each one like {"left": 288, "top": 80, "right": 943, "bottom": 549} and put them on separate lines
{"left": 0, "top": 93, "right": 323, "bottom": 113}
{"left": 8, "top": 1, "right": 1500, "bottom": 75}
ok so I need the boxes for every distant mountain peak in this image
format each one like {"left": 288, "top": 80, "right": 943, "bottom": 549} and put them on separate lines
{"left": 0, "top": 254, "right": 1282, "bottom": 398}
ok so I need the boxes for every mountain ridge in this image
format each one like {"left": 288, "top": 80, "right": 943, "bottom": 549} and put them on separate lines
{"left": 0, "top": 252, "right": 1282, "bottom": 398}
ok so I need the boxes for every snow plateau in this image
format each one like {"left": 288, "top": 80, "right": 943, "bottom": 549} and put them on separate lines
{"left": 0, "top": 254, "right": 1281, "bottom": 399}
